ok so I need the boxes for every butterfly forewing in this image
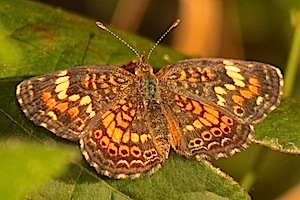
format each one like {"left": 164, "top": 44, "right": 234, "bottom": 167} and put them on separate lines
{"left": 157, "top": 58, "right": 283, "bottom": 124}
{"left": 16, "top": 66, "right": 136, "bottom": 140}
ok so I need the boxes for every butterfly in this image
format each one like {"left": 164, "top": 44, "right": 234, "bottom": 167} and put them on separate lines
{"left": 16, "top": 20, "right": 283, "bottom": 179}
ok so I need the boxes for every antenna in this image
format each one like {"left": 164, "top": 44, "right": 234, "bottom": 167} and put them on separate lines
{"left": 96, "top": 19, "right": 180, "bottom": 62}
{"left": 146, "top": 19, "right": 180, "bottom": 61}
{"left": 96, "top": 21, "right": 141, "bottom": 59}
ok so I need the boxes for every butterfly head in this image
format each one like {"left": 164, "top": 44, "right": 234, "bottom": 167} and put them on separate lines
{"left": 134, "top": 55, "right": 154, "bottom": 76}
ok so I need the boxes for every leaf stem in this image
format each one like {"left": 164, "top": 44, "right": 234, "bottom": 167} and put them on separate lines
{"left": 283, "top": 10, "right": 300, "bottom": 97}
{"left": 240, "top": 146, "right": 268, "bottom": 192}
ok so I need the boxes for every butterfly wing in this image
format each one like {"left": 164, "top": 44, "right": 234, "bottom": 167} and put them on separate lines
{"left": 16, "top": 66, "right": 136, "bottom": 140}
{"left": 158, "top": 58, "right": 283, "bottom": 124}
{"left": 17, "top": 66, "right": 170, "bottom": 178}
{"left": 80, "top": 95, "right": 170, "bottom": 179}
{"left": 157, "top": 58, "right": 283, "bottom": 159}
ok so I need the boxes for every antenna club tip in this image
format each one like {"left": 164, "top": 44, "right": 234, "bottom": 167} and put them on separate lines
{"left": 96, "top": 21, "right": 107, "bottom": 30}
{"left": 172, "top": 19, "right": 181, "bottom": 27}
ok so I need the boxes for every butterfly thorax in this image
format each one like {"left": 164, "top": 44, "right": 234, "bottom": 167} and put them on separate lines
{"left": 134, "top": 57, "right": 160, "bottom": 104}
{"left": 142, "top": 73, "right": 159, "bottom": 100}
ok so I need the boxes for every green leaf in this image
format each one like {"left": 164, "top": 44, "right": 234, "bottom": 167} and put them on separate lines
{"left": 0, "top": 0, "right": 183, "bottom": 78}
{"left": 253, "top": 98, "right": 300, "bottom": 154}
{"left": 2, "top": 0, "right": 300, "bottom": 199}
{"left": 0, "top": 140, "right": 78, "bottom": 200}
